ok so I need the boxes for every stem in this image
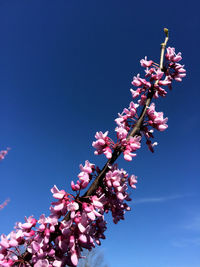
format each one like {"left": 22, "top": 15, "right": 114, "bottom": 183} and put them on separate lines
{"left": 160, "top": 28, "right": 169, "bottom": 70}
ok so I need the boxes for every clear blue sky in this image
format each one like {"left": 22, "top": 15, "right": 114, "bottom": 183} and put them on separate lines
{"left": 0, "top": 1, "right": 200, "bottom": 267}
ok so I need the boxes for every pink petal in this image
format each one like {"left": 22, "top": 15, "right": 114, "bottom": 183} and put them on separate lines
{"left": 87, "top": 211, "right": 95, "bottom": 220}
{"left": 53, "top": 192, "right": 65, "bottom": 199}
{"left": 78, "top": 223, "right": 86, "bottom": 233}
{"left": 71, "top": 252, "right": 78, "bottom": 266}
{"left": 79, "top": 234, "right": 87, "bottom": 243}
{"left": 124, "top": 153, "right": 132, "bottom": 161}
{"left": 21, "top": 222, "right": 32, "bottom": 230}
{"left": 54, "top": 202, "right": 64, "bottom": 211}
{"left": 92, "top": 200, "right": 103, "bottom": 208}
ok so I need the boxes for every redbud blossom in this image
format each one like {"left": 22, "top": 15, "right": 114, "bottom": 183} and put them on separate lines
{"left": 147, "top": 103, "right": 168, "bottom": 131}
{"left": 0, "top": 149, "right": 9, "bottom": 161}
{"left": 92, "top": 131, "right": 114, "bottom": 159}
{"left": 140, "top": 56, "right": 153, "bottom": 67}
{"left": 165, "top": 47, "right": 182, "bottom": 62}
{"left": 128, "top": 175, "right": 137, "bottom": 189}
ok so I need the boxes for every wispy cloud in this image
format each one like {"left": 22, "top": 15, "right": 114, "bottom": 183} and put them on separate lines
{"left": 172, "top": 237, "right": 200, "bottom": 247}
{"left": 184, "top": 216, "right": 200, "bottom": 231}
{"left": 133, "top": 194, "right": 192, "bottom": 204}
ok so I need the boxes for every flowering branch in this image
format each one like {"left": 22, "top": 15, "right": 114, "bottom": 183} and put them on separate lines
{"left": 0, "top": 149, "right": 9, "bottom": 161}
{"left": 0, "top": 28, "right": 186, "bottom": 267}
{"left": 0, "top": 199, "right": 10, "bottom": 211}
{"left": 79, "top": 28, "right": 169, "bottom": 201}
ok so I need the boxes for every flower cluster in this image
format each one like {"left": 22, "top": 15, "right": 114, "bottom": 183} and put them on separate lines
{"left": 165, "top": 47, "right": 186, "bottom": 82}
{"left": 0, "top": 186, "right": 105, "bottom": 266}
{"left": 146, "top": 103, "right": 168, "bottom": 132}
{"left": 0, "top": 44, "right": 186, "bottom": 266}
{"left": 92, "top": 47, "right": 186, "bottom": 158}
{"left": 92, "top": 131, "right": 114, "bottom": 159}
{"left": 103, "top": 164, "right": 137, "bottom": 224}
{"left": 71, "top": 160, "right": 95, "bottom": 191}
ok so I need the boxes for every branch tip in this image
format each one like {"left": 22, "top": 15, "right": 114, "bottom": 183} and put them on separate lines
{"left": 164, "top": 28, "right": 169, "bottom": 37}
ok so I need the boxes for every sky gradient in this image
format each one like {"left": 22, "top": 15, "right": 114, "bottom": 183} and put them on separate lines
{"left": 0, "top": 1, "right": 200, "bottom": 267}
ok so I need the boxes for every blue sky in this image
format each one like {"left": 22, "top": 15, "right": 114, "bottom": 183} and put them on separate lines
{"left": 0, "top": 1, "right": 200, "bottom": 267}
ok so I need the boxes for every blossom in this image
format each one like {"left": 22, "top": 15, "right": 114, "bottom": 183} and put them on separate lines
{"left": 140, "top": 56, "right": 153, "bottom": 67}
{"left": 147, "top": 103, "right": 168, "bottom": 131}
{"left": 128, "top": 175, "right": 137, "bottom": 189}
{"left": 151, "top": 68, "right": 164, "bottom": 81}
{"left": 0, "top": 149, "right": 9, "bottom": 161}
{"left": 71, "top": 160, "right": 95, "bottom": 191}
{"left": 19, "top": 216, "right": 37, "bottom": 230}
{"left": 51, "top": 185, "right": 66, "bottom": 200}
{"left": 165, "top": 47, "right": 182, "bottom": 62}
{"left": 103, "top": 165, "right": 132, "bottom": 223}
{"left": 115, "top": 101, "right": 138, "bottom": 136}
{"left": 115, "top": 126, "right": 128, "bottom": 140}
{"left": 130, "top": 88, "right": 141, "bottom": 99}
{"left": 123, "top": 136, "right": 141, "bottom": 161}
{"left": 92, "top": 131, "right": 114, "bottom": 159}
{"left": 131, "top": 74, "right": 151, "bottom": 88}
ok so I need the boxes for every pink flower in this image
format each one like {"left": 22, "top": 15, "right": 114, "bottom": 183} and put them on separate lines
{"left": 82, "top": 202, "right": 102, "bottom": 220}
{"left": 71, "top": 252, "right": 78, "bottom": 266}
{"left": 0, "top": 235, "right": 10, "bottom": 249}
{"left": 123, "top": 149, "right": 136, "bottom": 161}
{"left": 115, "top": 101, "right": 138, "bottom": 134}
{"left": 130, "top": 88, "right": 141, "bottom": 98}
{"left": 51, "top": 185, "right": 66, "bottom": 200}
{"left": 79, "top": 160, "right": 94, "bottom": 174}
{"left": 78, "top": 171, "right": 90, "bottom": 188}
{"left": 158, "top": 76, "right": 171, "bottom": 86}
{"left": 165, "top": 47, "right": 182, "bottom": 62}
{"left": 67, "top": 202, "right": 79, "bottom": 212}
{"left": 132, "top": 74, "right": 143, "bottom": 87}
{"left": 145, "top": 67, "right": 155, "bottom": 77}
{"left": 91, "top": 195, "right": 104, "bottom": 209}
{"left": 140, "top": 56, "right": 153, "bottom": 67}
{"left": 92, "top": 131, "right": 114, "bottom": 159}
{"left": 173, "top": 63, "right": 186, "bottom": 82}
{"left": 7, "top": 230, "right": 24, "bottom": 247}
{"left": 129, "top": 136, "right": 141, "bottom": 151}
{"left": 92, "top": 131, "right": 108, "bottom": 148}
{"left": 151, "top": 68, "right": 164, "bottom": 81}
{"left": 71, "top": 160, "right": 96, "bottom": 191}
{"left": 0, "top": 149, "right": 9, "bottom": 161}
{"left": 71, "top": 180, "right": 81, "bottom": 191}
{"left": 138, "top": 94, "right": 147, "bottom": 106}
{"left": 128, "top": 175, "right": 137, "bottom": 189}
{"left": 20, "top": 216, "right": 37, "bottom": 230}
{"left": 123, "top": 136, "right": 141, "bottom": 161}
{"left": 131, "top": 74, "right": 151, "bottom": 88}
{"left": 34, "top": 259, "right": 49, "bottom": 267}
{"left": 147, "top": 103, "right": 168, "bottom": 131}
{"left": 115, "top": 126, "right": 128, "bottom": 140}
